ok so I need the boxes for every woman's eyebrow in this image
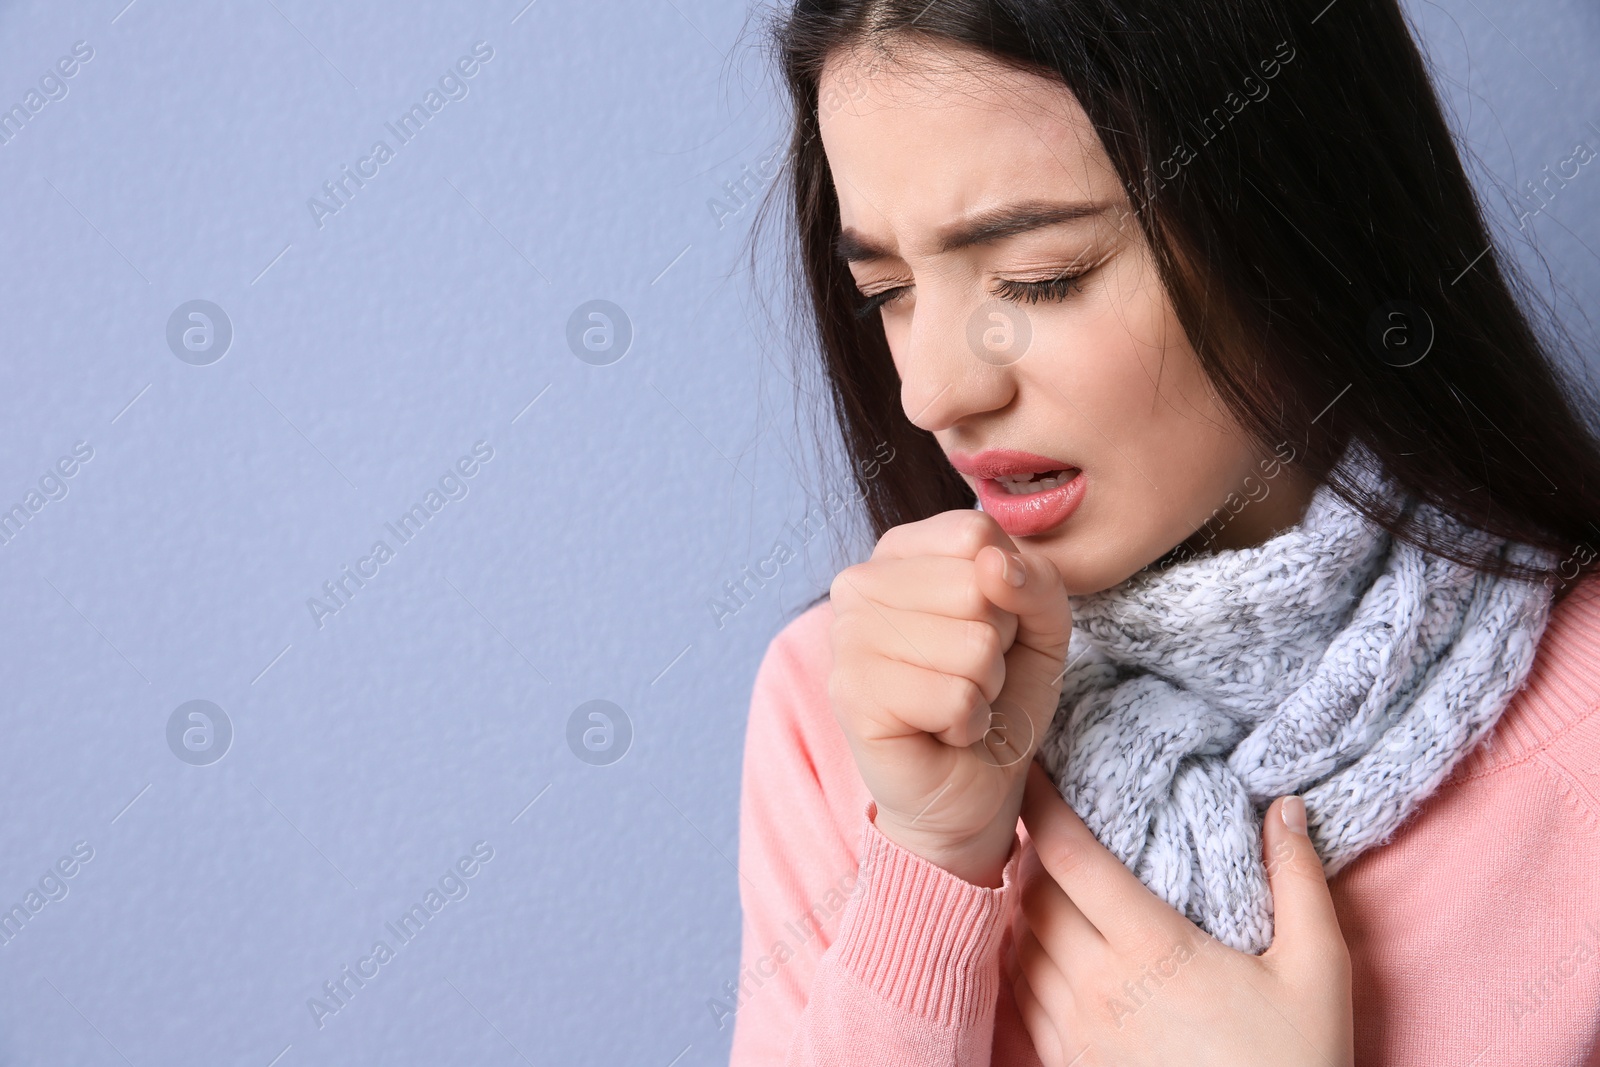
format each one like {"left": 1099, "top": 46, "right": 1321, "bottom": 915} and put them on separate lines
{"left": 836, "top": 199, "right": 1112, "bottom": 262}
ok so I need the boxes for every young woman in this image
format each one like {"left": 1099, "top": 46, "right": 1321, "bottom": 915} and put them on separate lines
{"left": 728, "top": 1, "right": 1600, "bottom": 1064}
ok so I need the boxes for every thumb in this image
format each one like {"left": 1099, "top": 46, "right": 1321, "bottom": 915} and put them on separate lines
{"left": 1261, "top": 796, "right": 1351, "bottom": 978}
{"left": 974, "top": 545, "right": 1074, "bottom": 755}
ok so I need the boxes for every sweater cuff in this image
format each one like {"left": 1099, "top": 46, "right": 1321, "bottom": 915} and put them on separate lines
{"left": 831, "top": 798, "right": 1022, "bottom": 1030}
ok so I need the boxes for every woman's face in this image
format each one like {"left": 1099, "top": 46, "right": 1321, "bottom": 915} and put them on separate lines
{"left": 818, "top": 36, "right": 1314, "bottom": 595}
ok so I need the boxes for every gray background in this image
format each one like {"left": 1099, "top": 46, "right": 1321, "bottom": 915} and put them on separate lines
{"left": 0, "top": 1, "right": 1595, "bottom": 1064}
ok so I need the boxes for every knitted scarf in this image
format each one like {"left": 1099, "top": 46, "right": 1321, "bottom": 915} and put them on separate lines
{"left": 1032, "top": 440, "right": 1556, "bottom": 954}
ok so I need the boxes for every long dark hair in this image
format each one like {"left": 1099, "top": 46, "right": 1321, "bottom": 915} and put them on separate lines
{"left": 752, "top": 0, "right": 1600, "bottom": 605}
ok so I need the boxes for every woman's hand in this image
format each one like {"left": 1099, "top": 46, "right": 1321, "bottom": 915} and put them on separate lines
{"left": 828, "top": 510, "right": 1073, "bottom": 887}
{"left": 1008, "top": 761, "right": 1354, "bottom": 1066}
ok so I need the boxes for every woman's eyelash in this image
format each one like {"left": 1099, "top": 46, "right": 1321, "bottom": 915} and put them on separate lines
{"left": 852, "top": 286, "right": 907, "bottom": 319}
{"left": 990, "top": 272, "right": 1086, "bottom": 304}
{"left": 851, "top": 270, "right": 1088, "bottom": 319}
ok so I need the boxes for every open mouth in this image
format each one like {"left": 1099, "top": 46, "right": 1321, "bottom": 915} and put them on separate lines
{"left": 945, "top": 449, "right": 1088, "bottom": 537}
{"left": 992, "top": 468, "right": 1079, "bottom": 494}
{"left": 973, "top": 468, "right": 1087, "bottom": 537}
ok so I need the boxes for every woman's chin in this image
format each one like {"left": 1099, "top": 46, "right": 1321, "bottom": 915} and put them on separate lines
{"left": 1044, "top": 552, "right": 1141, "bottom": 599}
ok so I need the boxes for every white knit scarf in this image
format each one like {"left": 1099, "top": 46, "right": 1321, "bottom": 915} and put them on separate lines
{"left": 1033, "top": 440, "right": 1556, "bottom": 953}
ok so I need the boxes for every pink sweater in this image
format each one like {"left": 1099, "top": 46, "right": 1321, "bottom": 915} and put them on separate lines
{"left": 728, "top": 574, "right": 1600, "bottom": 1066}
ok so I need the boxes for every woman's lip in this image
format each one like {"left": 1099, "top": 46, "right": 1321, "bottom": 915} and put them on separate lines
{"left": 947, "top": 448, "right": 1078, "bottom": 479}
{"left": 974, "top": 470, "right": 1087, "bottom": 538}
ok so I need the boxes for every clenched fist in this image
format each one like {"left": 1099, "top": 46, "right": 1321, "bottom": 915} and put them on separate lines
{"left": 828, "top": 510, "right": 1073, "bottom": 887}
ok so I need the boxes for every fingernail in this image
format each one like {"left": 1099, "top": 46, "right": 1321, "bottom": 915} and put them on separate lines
{"left": 1003, "top": 551, "right": 1027, "bottom": 587}
{"left": 1281, "top": 795, "right": 1307, "bottom": 834}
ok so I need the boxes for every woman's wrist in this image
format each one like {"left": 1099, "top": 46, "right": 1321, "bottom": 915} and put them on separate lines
{"left": 872, "top": 804, "right": 1021, "bottom": 888}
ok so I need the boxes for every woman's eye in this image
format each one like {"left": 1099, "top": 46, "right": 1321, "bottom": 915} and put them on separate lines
{"left": 990, "top": 271, "right": 1086, "bottom": 304}
{"left": 852, "top": 268, "right": 1087, "bottom": 320}
{"left": 852, "top": 285, "right": 910, "bottom": 319}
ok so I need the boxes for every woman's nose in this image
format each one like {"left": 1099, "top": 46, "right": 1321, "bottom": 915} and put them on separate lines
{"left": 898, "top": 296, "right": 1023, "bottom": 432}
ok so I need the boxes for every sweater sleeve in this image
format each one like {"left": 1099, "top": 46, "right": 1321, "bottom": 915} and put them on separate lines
{"left": 728, "top": 603, "right": 1025, "bottom": 1066}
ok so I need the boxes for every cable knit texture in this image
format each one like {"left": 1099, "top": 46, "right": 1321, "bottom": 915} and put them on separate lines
{"left": 730, "top": 570, "right": 1600, "bottom": 1067}
{"left": 1034, "top": 440, "right": 1558, "bottom": 953}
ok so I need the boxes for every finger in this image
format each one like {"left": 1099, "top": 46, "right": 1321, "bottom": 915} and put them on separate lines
{"left": 833, "top": 655, "right": 993, "bottom": 746}
{"left": 837, "top": 602, "right": 1009, "bottom": 704}
{"left": 1002, "top": 913, "right": 1022, "bottom": 984}
{"left": 872, "top": 509, "right": 1017, "bottom": 562}
{"left": 974, "top": 547, "right": 1073, "bottom": 755}
{"left": 1009, "top": 957, "right": 1068, "bottom": 1067}
{"left": 1015, "top": 923, "right": 1076, "bottom": 1015}
{"left": 1259, "top": 796, "right": 1352, "bottom": 984}
{"left": 973, "top": 543, "right": 1074, "bottom": 664}
{"left": 1020, "top": 840, "right": 1104, "bottom": 956}
{"left": 835, "top": 556, "right": 1015, "bottom": 632}
{"left": 1020, "top": 760, "right": 1186, "bottom": 949}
